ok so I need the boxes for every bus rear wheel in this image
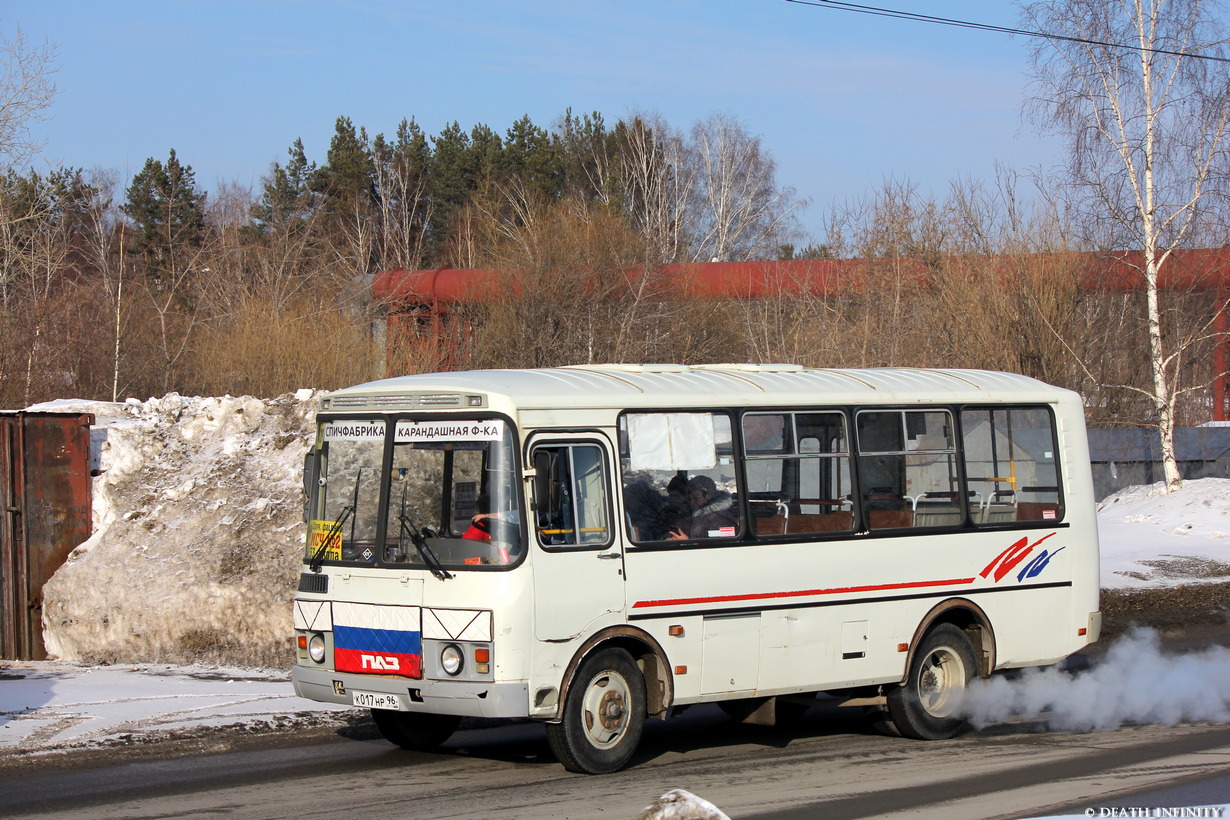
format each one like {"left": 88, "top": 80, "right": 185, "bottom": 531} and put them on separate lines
{"left": 371, "top": 709, "right": 460, "bottom": 751}
{"left": 886, "top": 623, "right": 976, "bottom": 740}
{"left": 546, "top": 647, "right": 646, "bottom": 774}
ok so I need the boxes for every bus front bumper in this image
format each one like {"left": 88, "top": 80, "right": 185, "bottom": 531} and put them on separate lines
{"left": 291, "top": 665, "right": 529, "bottom": 719}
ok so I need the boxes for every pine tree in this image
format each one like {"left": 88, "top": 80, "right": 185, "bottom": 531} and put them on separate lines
{"left": 504, "top": 114, "right": 561, "bottom": 201}
{"left": 122, "top": 149, "right": 207, "bottom": 284}
{"left": 373, "top": 118, "right": 433, "bottom": 269}
{"left": 306, "top": 117, "right": 379, "bottom": 271}
{"left": 467, "top": 122, "right": 506, "bottom": 188}
{"left": 311, "top": 116, "right": 375, "bottom": 207}
{"left": 556, "top": 109, "right": 617, "bottom": 203}
{"left": 428, "top": 121, "right": 474, "bottom": 254}
{"left": 251, "top": 138, "right": 316, "bottom": 232}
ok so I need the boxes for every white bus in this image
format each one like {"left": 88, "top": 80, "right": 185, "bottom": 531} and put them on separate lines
{"left": 291, "top": 364, "right": 1101, "bottom": 773}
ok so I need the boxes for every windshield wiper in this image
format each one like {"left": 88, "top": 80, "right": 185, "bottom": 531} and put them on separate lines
{"left": 308, "top": 504, "right": 353, "bottom": 573}
{"left": 309, "top": 469, "right": 364, "bottom": 573}
{"left": 398, "top": 510, "right": 452, "bottom": 581}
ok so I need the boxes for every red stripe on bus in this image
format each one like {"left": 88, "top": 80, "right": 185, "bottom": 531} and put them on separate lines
{"left": 631, "top": 577, "right": 978, "bottom": 610}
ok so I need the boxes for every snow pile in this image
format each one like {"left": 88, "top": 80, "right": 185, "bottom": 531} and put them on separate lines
{"left": 1096, "top": 478, "right": 1230, "bottom": 588}
{"left": 34, "top": 391, "right": 320, "bottom": 668}
{"left": 633, "top": 789, "right": 731, "bottom": 820}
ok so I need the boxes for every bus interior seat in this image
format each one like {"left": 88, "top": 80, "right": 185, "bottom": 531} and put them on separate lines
{"left": 865, "top": 488, "right": 912, "bottom": 529}
{"left": 752, "top": 511, "right": 856, "bottom": 535}
{"left": 754, "top": 514, "right": 787, "bottom": 535}
{"left": 912, "top": 506, "right": 962, "bottom": 527}
{"left": 788, "top": 511, "right": 854, "bottom": 533}
{"left": 1015, "top": 501, "right": 1059, "bottom": 521}
{"left": 912, "top": 493, "right": 962, "bottom": 527}
{"left": 868, "top": 509, "right": 914, "bottom": 529}
{"left": 751, "top": 499, "right": 854, "bottom": 536}
{"left": 977, "top": 504, "right": 1017, "bottom": 524}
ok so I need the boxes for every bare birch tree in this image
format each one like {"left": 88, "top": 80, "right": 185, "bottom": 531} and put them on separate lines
{"left": 78, "top": 170, "right": 129, "bottom": 401}
{"left": 373, "top": 119, "right": 433, "bottom": 271}
{"left": 614, "top": 114, "right": 696, "bottom": 264}
{"left": 1023, "top": 0, "right": 1230, "bottom": 490}
{"left": 0, "top": 29, "right": 57, "bottom": 168}
{"left": 689, "top": 114, "right": 804, "bottom": 262}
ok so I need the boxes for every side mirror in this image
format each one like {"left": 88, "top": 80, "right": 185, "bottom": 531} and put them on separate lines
{"left": 533, "top": 451, "right": 551, "bottom": 512}
{"left": 533, "top": 450, "right": 565, "bottom": 513}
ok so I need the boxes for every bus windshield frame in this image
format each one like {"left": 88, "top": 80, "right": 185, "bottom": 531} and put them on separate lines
{"left": 306, "top": 414, "right": 523, "bottom": 571}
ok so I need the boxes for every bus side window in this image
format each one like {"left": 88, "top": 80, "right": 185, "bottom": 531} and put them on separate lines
{"left": 791, "top": 414, "right": 854, "bottom": 535}
{"left": 856, "top": 410, "right": 958, "bottom": 530}
{"left": 621, "top": 412, "right": 741, "bottom": 542}
{"left": 961, "top": 406, "right": 1064, "bottom": 524}
{"left": 746, "top": 411, "right": 854, "bottom": 537}
{"left": 532, "top": 443, "right": 613, "bottom": 547}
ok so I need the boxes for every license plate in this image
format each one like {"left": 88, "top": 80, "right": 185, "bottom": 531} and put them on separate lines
{"left": 351, "top": 690, "right": 405, "bottom": 710}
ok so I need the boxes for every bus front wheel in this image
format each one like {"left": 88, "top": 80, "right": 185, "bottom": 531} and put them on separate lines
{"left": 546, "top": 647, "right": 646, "bottom": 774}
{"left": 886, "top": 623, "right": 976, "bottom": 740}
{"left": 371, "top": 708, "right": 460, "bottom": 751}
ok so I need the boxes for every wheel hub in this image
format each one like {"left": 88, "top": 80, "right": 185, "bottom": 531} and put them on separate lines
{"left": 598, "top": 689, "right": 625, "bottom": 729}
{"left": 919, "top": 647, "right": 964, "bottom": 718}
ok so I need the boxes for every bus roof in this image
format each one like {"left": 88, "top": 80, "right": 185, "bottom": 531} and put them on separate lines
{"left": 321, "top": 365, "right": 1075, "bottom": 413}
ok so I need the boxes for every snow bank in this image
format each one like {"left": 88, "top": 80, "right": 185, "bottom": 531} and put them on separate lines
{"left": 633, "top": 789, "right": 731, "bottom": 820}
{"left": 1096, "top": 478, "right": 1230, "bottom": 588}
{"left": 34, "top": 392, "right": 320, "bottom": 668}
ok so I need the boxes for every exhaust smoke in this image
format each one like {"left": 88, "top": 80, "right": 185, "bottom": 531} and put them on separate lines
{"left": 961, "top": 628, "right": 1230, "bottom": 732}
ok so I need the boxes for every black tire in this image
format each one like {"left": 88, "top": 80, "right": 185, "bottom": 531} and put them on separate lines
{"left": 370, "top": 708, "right": 460, "bottom": 751}
{"left": 886, "top": 623, "right": 977, "bottom": 740}
{"left": 546, "top": 647, "right": 646, "bottom": 774}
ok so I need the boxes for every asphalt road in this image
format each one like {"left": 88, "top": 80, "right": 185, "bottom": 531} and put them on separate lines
{"left": 3, "top": 700, "right": 1229, "bottom": 819}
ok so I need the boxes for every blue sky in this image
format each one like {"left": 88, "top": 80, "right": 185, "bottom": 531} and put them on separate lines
{"left": 10, "top": 1, "right": 1060, "bottom": 238}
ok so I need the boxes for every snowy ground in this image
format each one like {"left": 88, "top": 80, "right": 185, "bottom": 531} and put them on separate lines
{"left": 1096, "top": 478, "right": 1230, "bottom": 588}
{"left": 0, "top": 661, "right": 350, "bottom": 756}
{"left": 2, "top": 394, "right": 1230, "bottom": 818}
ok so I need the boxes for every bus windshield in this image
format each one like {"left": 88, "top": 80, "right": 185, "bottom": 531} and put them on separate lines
{"left": 308, "top": 417, "right": 521, "bottom": 570}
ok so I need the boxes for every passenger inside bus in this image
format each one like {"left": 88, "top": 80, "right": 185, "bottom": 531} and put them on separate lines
{"left": 623, "top": 479, "right": 671, "bottom": 541}
{"left": 461, "top": 491, "right": 520, "bottom": 562}
{"left": 664, "top": 473, "right": 692, "bottom": 532}
{"left": 462, "top": 492, "right": 495, "bottom": 542}
{"left": 666, "top": 475, "right": 738, "bottom": 540}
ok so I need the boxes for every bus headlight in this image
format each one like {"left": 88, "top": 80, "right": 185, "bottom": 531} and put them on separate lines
{"left": 308, "top": 633, "right": 327, "bottom": 664}
{"left": 441, "top": 644, "right": 464, "bottom": 676}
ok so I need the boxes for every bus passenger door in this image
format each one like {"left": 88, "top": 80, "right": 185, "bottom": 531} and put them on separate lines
{"left": 528, "top": 435, "right": 625, "bottom": 641}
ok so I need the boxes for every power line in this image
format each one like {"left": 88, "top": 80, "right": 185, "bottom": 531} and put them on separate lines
{"left": 784, "top": 0, "right": 1230, "bottom": 64}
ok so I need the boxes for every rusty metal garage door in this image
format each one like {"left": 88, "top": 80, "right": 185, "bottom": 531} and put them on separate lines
{"left": 0, "top": 412, "right": 94, "bottom": 660}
